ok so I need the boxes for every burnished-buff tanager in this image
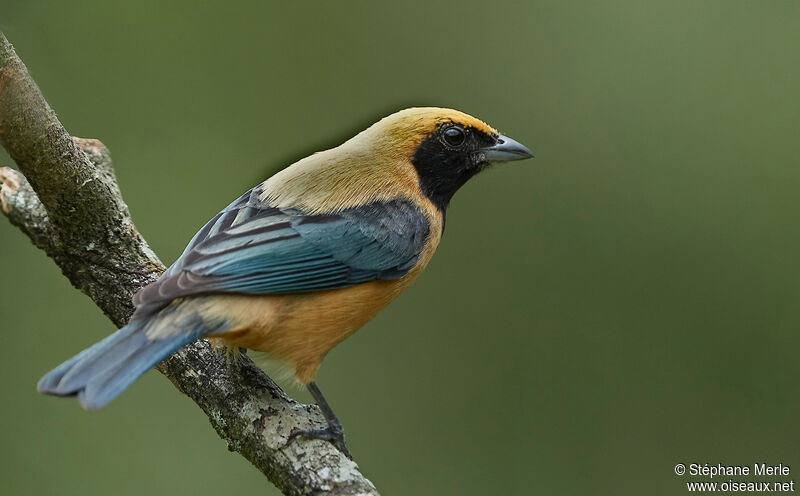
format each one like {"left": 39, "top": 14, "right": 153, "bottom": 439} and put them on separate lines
{"left": 38, "top": 107, "right": 533, "bottom": 457}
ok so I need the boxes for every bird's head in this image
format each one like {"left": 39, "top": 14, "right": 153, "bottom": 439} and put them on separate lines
{"left": 349, "top": 107, "right": 534, "bottom": 211}
{"left": 261, "top": 107, "right": 533, "bottom": 215}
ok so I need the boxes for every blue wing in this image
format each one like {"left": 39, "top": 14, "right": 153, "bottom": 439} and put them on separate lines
{"left": 132, "top": 187, "right": 430, "bottom": 319}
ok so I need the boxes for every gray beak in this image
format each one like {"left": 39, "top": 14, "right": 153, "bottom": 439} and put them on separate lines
{"left": 480, "top": 134, "right": 534, "bottom": 163}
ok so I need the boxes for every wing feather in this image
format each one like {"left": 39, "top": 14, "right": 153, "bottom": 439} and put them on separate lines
{"left": 132, "top": 188, "right": 429, "bottom": 319}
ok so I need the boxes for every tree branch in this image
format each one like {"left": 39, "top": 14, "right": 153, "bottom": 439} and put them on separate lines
{"left": 0, "top": 31, "right": 377, "bottom": 496}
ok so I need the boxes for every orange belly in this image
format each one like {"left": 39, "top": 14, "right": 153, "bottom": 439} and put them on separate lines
{"left": 205, "top": 276, "right": 415, "bottom": 383}
{"left": 195, "top": 196, "right": 443, "bottom": 383}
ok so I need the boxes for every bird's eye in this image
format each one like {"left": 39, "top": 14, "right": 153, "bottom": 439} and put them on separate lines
{"left": 441, "top": 126, "right": 467, "bottom": 149}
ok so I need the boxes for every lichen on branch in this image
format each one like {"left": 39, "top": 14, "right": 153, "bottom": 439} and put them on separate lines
{"left": 0, "top": 30, "right": 377, "bottom": 496}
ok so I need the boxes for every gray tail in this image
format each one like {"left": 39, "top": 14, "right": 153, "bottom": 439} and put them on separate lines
{"left": 37, "top": 321, "right": 199, "bottom": 410}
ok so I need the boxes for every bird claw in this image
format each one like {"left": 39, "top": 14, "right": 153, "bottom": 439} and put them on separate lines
{"left": 288, "top": 424, "right": 352, "bottom": 459}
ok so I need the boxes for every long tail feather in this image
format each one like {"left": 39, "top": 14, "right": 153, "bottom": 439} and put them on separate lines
{"left": 38, "top": 321, "right": 201, "bottom": 410}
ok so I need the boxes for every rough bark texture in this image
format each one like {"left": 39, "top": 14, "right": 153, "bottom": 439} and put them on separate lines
{"left": 0, "top": 31, "right": 378, "bottom": 496}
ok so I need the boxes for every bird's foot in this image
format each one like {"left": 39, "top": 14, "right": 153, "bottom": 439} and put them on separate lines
{"left": 288, "top": 424, "right": 352, "bottom": 459}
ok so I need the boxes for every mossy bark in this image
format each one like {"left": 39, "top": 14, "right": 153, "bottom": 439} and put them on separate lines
{"left": 0, "top": 31, "right": 377, "bottom": 496}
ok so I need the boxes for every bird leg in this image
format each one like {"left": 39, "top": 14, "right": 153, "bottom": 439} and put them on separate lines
{"left": 288, "top": 381, "right": 352, "bottom": 459}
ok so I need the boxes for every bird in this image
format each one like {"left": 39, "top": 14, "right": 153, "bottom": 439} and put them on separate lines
{"left": 37, "top": 107, "right": 533, "bottom": 457}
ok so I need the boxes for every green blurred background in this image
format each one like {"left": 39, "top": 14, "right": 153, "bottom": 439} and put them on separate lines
{"left": 2, "top": 1, "right": 798, "bottom": 494}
